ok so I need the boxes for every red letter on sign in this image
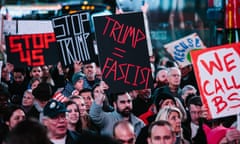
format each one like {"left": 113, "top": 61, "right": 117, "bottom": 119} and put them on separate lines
{"left": 200, "top": 52, "right": 223, "bottom": 75}
{"left": 203, "top": 80, "right": 214, "bottom": 96}
{"left": 32, "top": 34, "right": 44, "bottom": 49}
{"left": 32, "top": 49, "right": 44, "bottom": 66}
{"left": 212, "top": 96, "right": 227, "bottom": 114}
{"left": 22, "top": 35, "right": 32, "bottom": 49}
{"left": 19, "top": 50, "right": 31, "bottom": 66}
{"left": 44, "top": 33, "right": 56, "bottom": 49}
{"left": 224, "top": 52, "right": 237, "bottom": 72}
{"left": 9, "top": 36, "right": 22, "bottom": 53}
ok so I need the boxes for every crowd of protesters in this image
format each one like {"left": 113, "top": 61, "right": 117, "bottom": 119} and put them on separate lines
{"left": 0, "top": 55, "right": 240, "bottom": 144}
{"left": 0, "top": 1, "right": 240, "bottom": 144}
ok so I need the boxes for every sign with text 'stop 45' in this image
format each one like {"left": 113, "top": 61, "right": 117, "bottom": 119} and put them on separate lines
{"left": 94, "top": 12, "right": 154, "bottom": 93}
{"left": 6, "top": 32, "right": 58, "bottom": 67}
{"left": 191, "top": 43, "right": 240, "bottom": 119}
{"left": 52, "top": 12, "right": 96, "bottom": 66}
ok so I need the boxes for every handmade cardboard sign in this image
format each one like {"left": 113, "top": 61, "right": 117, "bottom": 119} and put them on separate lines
{"left": 6, "top": 32, "right": 58, "bottom": 67}
{"left": 191, "top": 43, "right": 240, "bottom": 119}
{"left": 52, "top": 12, "right": 96, "bottom": 66}
{"left": 164, "top": 33, "right": 206, "bottom": 67}
{"left": 94, "top": 12, "right": 154, "bottom": 93}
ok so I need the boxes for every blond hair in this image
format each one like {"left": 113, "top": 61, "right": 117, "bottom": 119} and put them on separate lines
{"left": 155, "top": 106, "right": 182, "bottom": 122}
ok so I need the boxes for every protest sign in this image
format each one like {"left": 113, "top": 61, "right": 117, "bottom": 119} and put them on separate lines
{"left": 94, "top": 12, "right": 154, "bottom": 93}
{"left": 18, "top": 20, "right": 54, "bottom": 34}
{"left": 52, "top": 12, "right": 96, "bottom": 66}
{"left": 164, "top": 33, "right": 206, "bottom": 67}
{"left": 3, "top": 20, "right": 53, "bottom": 35}
{"left": 191, "top": 43, "right": 240, "bottom": 119}
{"left": 3, "top": 20, "right": 16, "bottom": 35}
{"left": 6, "top": 32, "right": 58, "bottom": 67}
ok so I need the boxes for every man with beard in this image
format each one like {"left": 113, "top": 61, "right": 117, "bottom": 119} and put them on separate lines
{"left": 89, "top": 89, "right": 145, "bottom": 137}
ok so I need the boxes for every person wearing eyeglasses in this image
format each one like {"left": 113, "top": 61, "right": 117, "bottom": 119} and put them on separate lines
{"left": 42, "top": 99, "right": 81, "bottom": 144}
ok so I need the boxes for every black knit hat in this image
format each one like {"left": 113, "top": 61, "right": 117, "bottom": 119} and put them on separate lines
{"left": 32, "top": 82, "right": 53, "bottom": 101}
{"left": 154, "top": 92, "right": 176, "bottom": 111}
{"left": 186, "top": 95, "right": 202, "bottom": 108}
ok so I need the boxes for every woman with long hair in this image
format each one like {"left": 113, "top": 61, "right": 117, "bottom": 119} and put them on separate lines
{"left": 0, "top": 105, "right": 25, "bottom": 143}
{"left": 155, "top": 106, "right": 189, "bottom": 144}
{"left": 65, "top": 100, "right": 82, "bottom": 133}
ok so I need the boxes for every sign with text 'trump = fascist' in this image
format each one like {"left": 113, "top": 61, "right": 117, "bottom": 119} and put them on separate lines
{"left": 191, "top": 43, "right": 240, "bottom": 119}
{"left": 52, "top": 12, "right": 95, "bottom": 66}
{"left": 94, "top": 12, "right": 154, "bottom": 93}
{"left": 6, "top": 33, "right": 58, "bottom": 67}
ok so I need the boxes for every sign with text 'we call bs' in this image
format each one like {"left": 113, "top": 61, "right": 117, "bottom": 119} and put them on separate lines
{"left": 191, "top": 43, "right": 240, "bottom": 119}
{"left": 94, "top": 12, "right": 154, "bottom": 94}
{"left": 52, "top": 12, "right": 96, "bottom": 66}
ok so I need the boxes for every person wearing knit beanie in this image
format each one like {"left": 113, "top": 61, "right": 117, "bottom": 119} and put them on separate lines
{"left": 203, "top": 124, "right": 240, "bottom": 144}
{"left": 204, "top": 125, "right": 228, "bottom": 144}
{"left": 154, "top": 92, "right": 176, "bottom": 111}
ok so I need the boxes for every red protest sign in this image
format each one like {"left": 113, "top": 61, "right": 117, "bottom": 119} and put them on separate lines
{"left": 191, "top": 43, "right": 240, "bottom": 119}
{"left": 6, "top": 32, "right": 59, "bottom": 67}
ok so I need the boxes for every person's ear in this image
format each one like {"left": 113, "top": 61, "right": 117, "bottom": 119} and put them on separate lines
{"left": 113, "top": 102, "right": 117, "bottom": 109}
{"left": 42, "top": 118, "right": 48, "bottom": 126}
{"left": 5, "top": 121, "right": 10, "bottom": 126}
{"left": 147, "top": 138, "right": 152, "bottom": 144}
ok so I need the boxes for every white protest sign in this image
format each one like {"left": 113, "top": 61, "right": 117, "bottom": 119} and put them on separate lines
{"left": 18, "top": 20, "right": 53, "bottom": 34}
{"left": 3, "top": 20, "right": 53, "bottom": 35}
{"left": 164, "top": 33, "right": 206, "bottom": 67}
{"left": 3, "top": 20, "right": 16, "bottom": 35}
{"left": 191, "top": 43, "right": 240, "bottom": 119}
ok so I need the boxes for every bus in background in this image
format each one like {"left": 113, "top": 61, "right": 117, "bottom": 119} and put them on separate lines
{"left": 1, "top": 4, "right": 61, "bottom": 20}
{"left": 2, "top": 0, "right": 113, "bottom": 20}
{"left": 58, "top": 0, "right": 113, "bottom": 15}
{"left": 58, "top": 0, "right": 113, "bottom": 33}
{"left": 2, "top": 0, "right": 113, "bottom": 34}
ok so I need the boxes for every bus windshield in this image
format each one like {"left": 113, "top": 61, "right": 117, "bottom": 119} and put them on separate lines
{"left": 2, "top": 0, "right": 114, "bottom": 20}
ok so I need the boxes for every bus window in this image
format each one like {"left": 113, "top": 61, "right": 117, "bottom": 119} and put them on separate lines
{"left": 58, "top": 1, "right": 112, "bottom": 33}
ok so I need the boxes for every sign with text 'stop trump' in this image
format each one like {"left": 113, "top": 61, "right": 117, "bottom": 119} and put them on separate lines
{"left": 191, "top": 43, "right": 240, "bottom": 119}
{"left": 94, "top": 12, "right": 154, "bottom": 94}
{"left": 52, "top": 12, "right": 96, "bottom": 66}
